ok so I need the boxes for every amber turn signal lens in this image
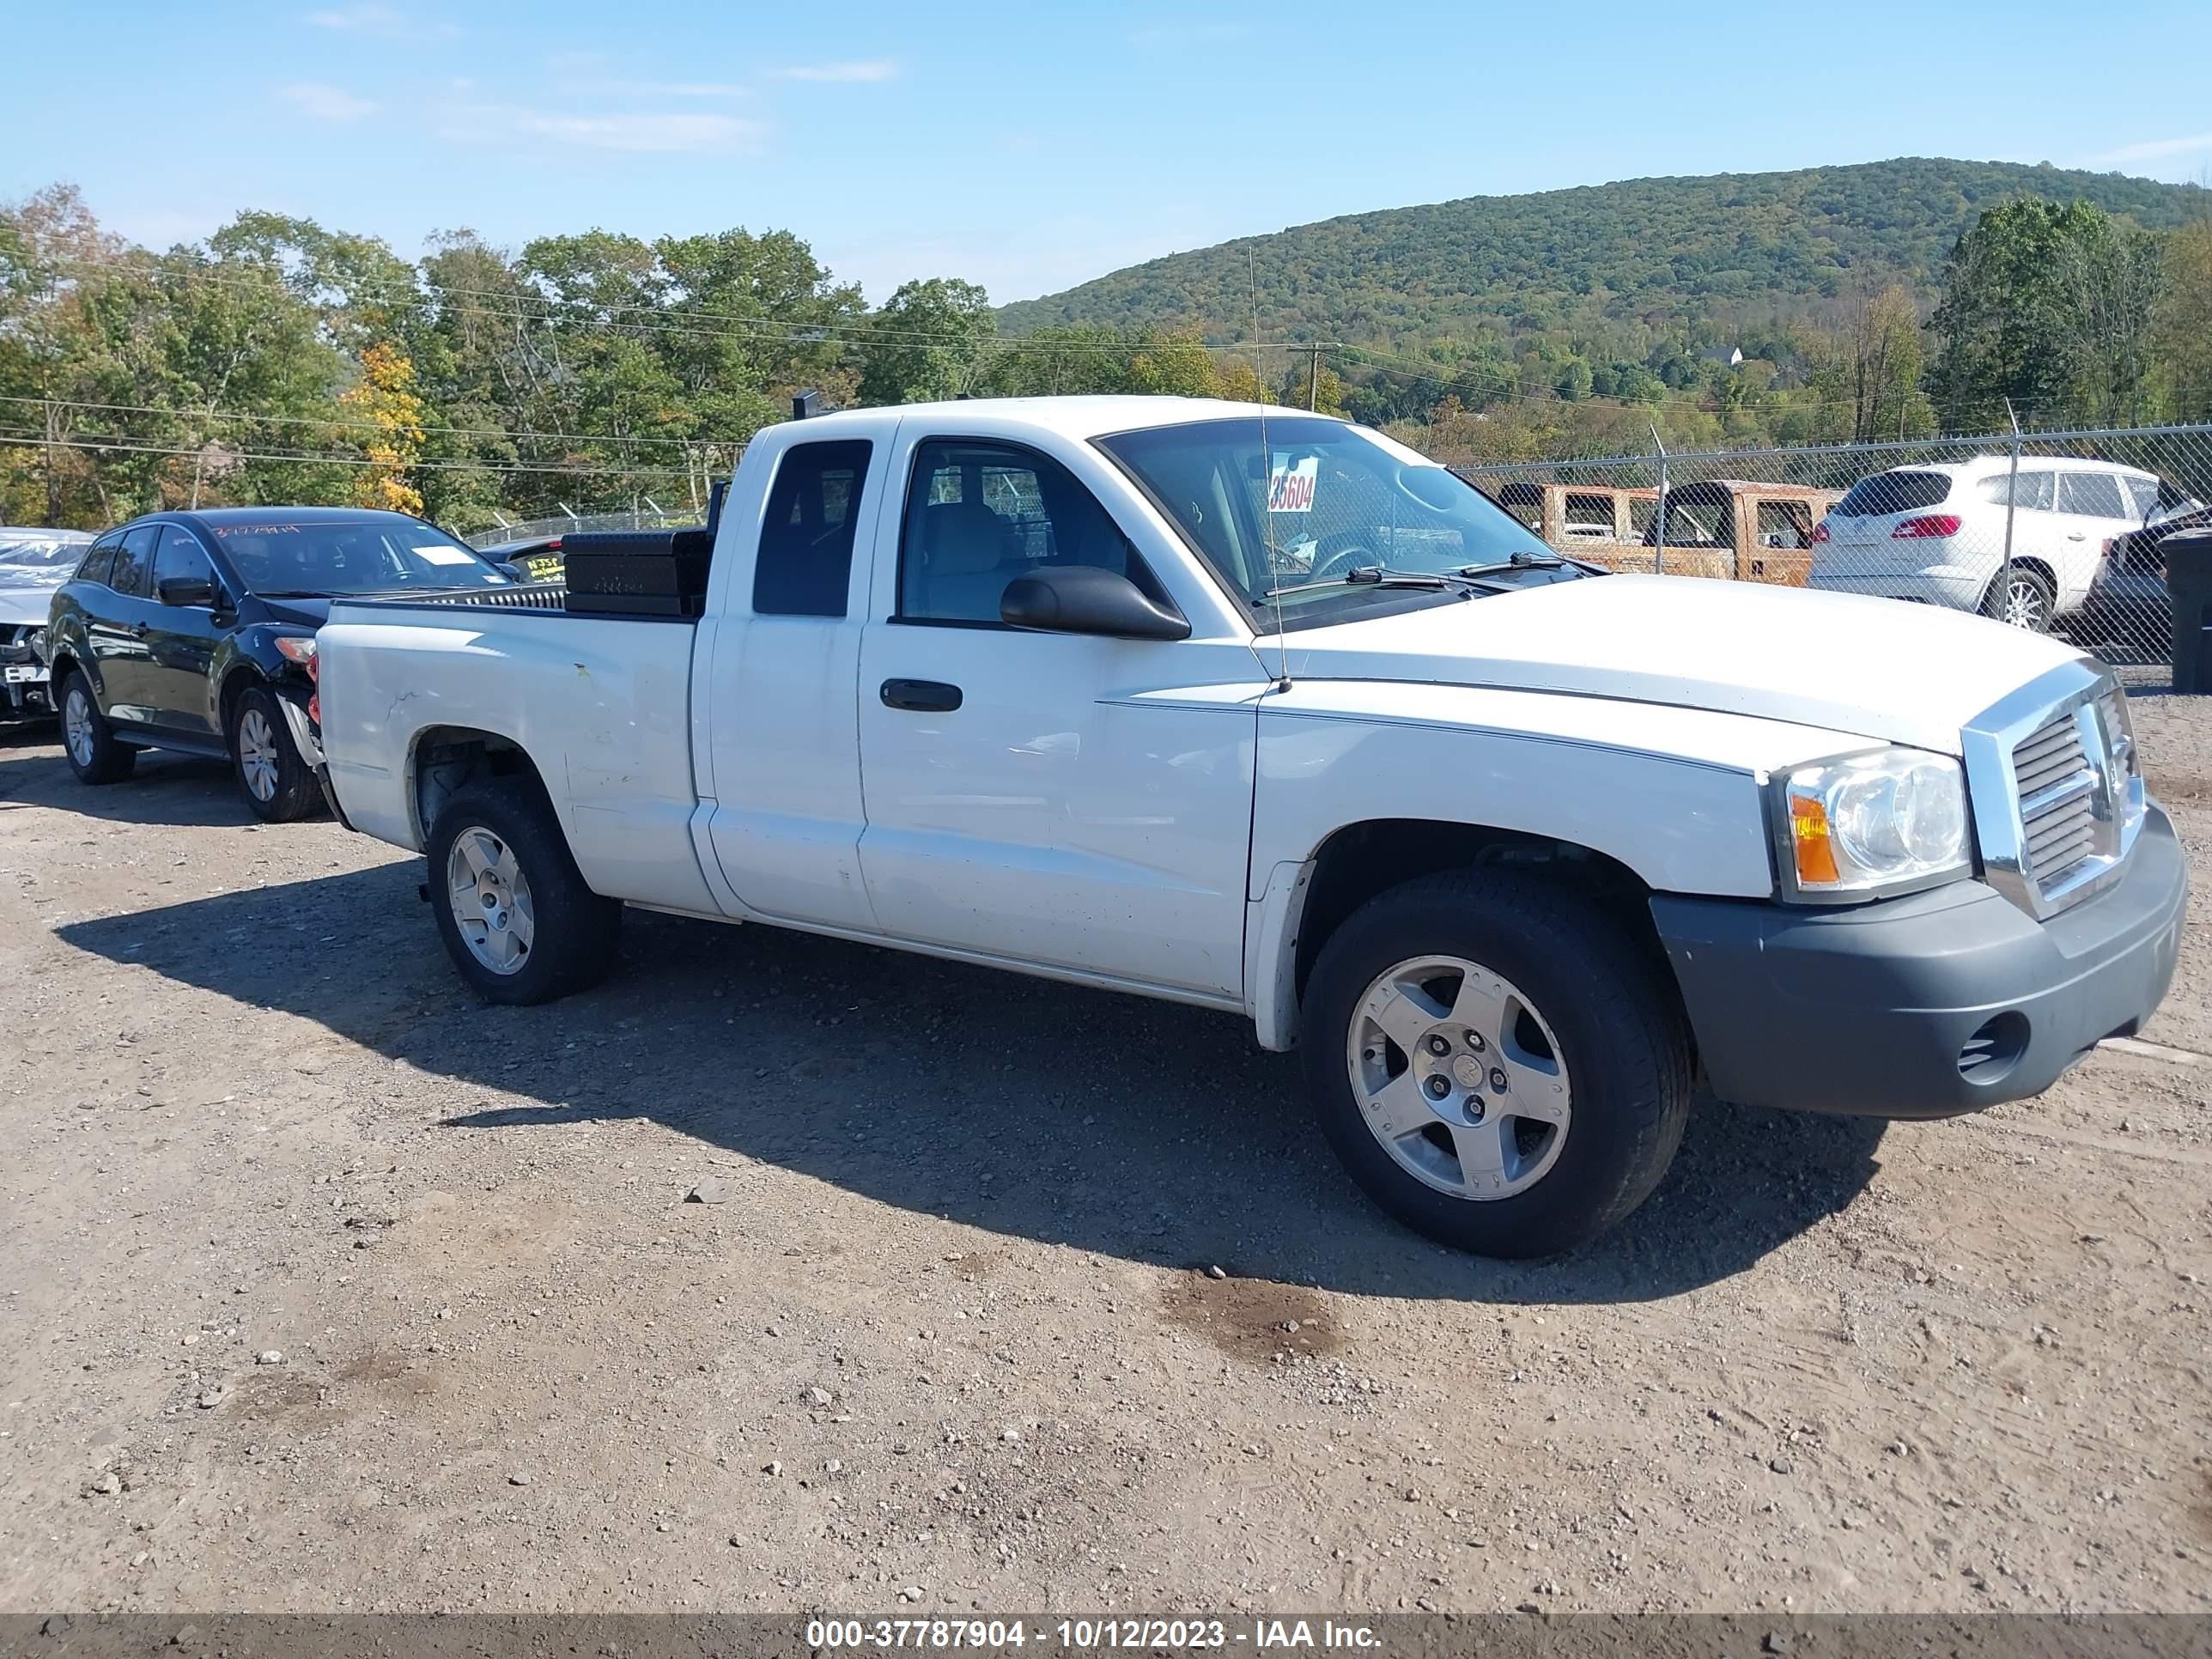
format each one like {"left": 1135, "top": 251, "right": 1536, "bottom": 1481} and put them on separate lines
{"left": 1790, "top": 793, "right": 1842, "bottom": 886}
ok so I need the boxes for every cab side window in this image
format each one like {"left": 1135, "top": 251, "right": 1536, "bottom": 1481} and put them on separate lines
{"left": 106, "top": 525, "right": 161, "bottom": 598}
{"left": 898, "top": 440, "right": 1141, "bottom": 625}
{"left": 152, "top": 526, "right": 220, "bottom": 599}
{"left": 751, "top": 440, "right": 872, "bottom": 618}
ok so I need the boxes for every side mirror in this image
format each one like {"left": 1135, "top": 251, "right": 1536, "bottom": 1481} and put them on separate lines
{"left": 1000, "top": 564, "right": 1190, "bottom": 641}
{"left": 495, "top": 561, "right": 526, "bottom": 581}
{"left": 157, "top": 574, "right": 217, "bottom": 608}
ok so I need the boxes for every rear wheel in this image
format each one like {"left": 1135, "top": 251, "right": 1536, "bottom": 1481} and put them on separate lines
{"left": 229, "top": 684, "right": 321, "bottom": 822}
{"left": 1981, "top": 565, "right": 2054, "bottom": 632}
{"left": 59, "top": 671, "right": 136, "bottom": 785}
{"left": 427, "top": 780, "right": 621, "bottom": 1005}
{"left": 1301, "top": 869, "right": 1692, "bottom": 1259}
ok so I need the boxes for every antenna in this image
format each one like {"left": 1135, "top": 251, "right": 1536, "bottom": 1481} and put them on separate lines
{"left": 1249, "top": 252, "right": 1291, "bottom": 691}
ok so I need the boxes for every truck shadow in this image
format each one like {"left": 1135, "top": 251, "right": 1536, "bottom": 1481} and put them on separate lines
{"left": 55, "top": 864, "right": 1884, "bottom": 1304}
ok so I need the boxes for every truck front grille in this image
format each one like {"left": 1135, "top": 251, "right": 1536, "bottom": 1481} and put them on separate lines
{"left": 1964, "top": 663, "right": 2146, "bottom": 921}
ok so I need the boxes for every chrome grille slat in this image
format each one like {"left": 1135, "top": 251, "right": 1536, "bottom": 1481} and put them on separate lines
{"left": 2012, "top": 714, "right": 2099, "bottom": 896}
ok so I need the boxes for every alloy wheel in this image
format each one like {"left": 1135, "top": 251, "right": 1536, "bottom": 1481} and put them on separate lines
{"left": 237, "top": 707, "right": 281, "bottom": 802}
{"left": 1345, "top": 954, "right": 1572, "bottom": 1200}
{"left": 64, "top": 685, "right": 94, "bottom": 768}
{"left": 446, "top": 827, "right": 536, "bottom": 975}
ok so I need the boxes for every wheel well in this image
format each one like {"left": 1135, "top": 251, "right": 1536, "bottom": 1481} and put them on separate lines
{"left": 411, "top": 726, "right": 548, "bottom": 841}
{"left": 1991, "top": 557, "right": 2057, "bottom": 593}
{"left": 1293, "top": 820, "right": 1666, "bottom": 1001}
{"left": 217, "top": 665, "right": 264, "bottom": 732}
{"left": 47, "top": 649, "right": 80, "bottom": 689}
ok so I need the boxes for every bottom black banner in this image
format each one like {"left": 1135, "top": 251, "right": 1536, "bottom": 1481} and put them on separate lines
{"left": 5, "top": 1614, "right": 2211, "bottom": 1659}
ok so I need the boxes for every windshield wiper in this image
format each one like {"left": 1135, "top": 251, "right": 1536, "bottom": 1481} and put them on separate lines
{"left": 1456, "top": 550, "right": 1605, "bottom": 579}
{"left": 1264, "top": 564, "right": 1501, "bottom": 601}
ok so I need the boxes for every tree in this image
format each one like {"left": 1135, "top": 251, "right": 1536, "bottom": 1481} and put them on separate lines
{"left": 342, "top": 341, "right": 426, "bottom": 514}
{"left": 2152, "top": 218, "right": 2212, "bottom": 422}
{"left": 1802, "top": 283, "right": 1934, "bottom": 442}
{"left": 856, "top": 277, "right": 994, "bottom": 404}
{"left": 1929, "top": 198, "right": 2166, "bottom": 428}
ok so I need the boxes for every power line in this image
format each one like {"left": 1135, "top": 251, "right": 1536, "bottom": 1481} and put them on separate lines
{"left": 0, "top": 428, "right": 688, "bottom": 478}
{"left": 0, "top": 392, "right": 731, "bottom": 455}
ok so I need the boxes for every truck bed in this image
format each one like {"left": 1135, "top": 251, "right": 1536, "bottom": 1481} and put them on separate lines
{"left": 317, "top": 589, "right": 720, "bottom": 915}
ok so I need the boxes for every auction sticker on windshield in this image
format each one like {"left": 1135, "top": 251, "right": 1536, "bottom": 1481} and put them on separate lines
{"left": 413, "top": 544, "right": 479, "bottom": 565}
{"left": 1267, "top": 455, "right": 1318, "bottom": 514}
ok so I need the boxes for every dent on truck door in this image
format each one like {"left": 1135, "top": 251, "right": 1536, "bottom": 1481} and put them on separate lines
{"left": 854, "top": 436, "right": 1264, "bottom": 999}
{"left": 704, "top": 437, "right": 884, "bottom": 932}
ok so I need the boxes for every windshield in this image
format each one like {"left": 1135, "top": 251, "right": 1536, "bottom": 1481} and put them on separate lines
{"left": 0, "top": 533, "right": 92, "bottom": 585}
{"left": 1097, "top": 416, "right": 1556, "bottom": 629}
{"left": 206, "top": 520, "right": 512, "bottom": 596}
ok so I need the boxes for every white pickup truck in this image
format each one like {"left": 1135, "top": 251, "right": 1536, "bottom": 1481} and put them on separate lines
{"left": 315, "top": 397, "right": 2186, "bottom": 1257}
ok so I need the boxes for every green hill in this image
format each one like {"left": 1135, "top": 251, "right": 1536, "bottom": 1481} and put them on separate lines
{"left": 997, "top": 157, "right": 2203, "bottom": 353}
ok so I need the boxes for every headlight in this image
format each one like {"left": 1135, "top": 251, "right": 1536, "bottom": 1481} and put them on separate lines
{"left": 1774, "top": 749, "right": 1970, "bottom": 901}
{"left": 272, "top": 634, "right": 318, "bottom": 665}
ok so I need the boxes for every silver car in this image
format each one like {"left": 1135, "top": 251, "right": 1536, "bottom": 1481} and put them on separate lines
{"left": 0, "top": 527, "right": 94, "bottom": 720}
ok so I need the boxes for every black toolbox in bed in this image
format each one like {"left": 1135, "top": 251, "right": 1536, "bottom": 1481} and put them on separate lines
{"left": 562, "top": 528, "right": 714, "bottom": 617}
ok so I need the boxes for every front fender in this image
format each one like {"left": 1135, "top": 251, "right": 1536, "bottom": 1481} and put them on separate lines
{"left": 1241, "top": 683, "right": 1864, "bottom": 1048}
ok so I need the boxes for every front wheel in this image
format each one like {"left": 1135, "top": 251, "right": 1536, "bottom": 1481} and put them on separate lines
{"left": 230, "top": 684, "right": 321, "bottom": 822}
{"left": 1301, "top": 870, "right": 1692, "bottom": 1258}
{"left": 427, "top": 780, "right": 621, "bottom": 1005}
{"left": 59, "top": 670, "right": 136, "bottom": 785}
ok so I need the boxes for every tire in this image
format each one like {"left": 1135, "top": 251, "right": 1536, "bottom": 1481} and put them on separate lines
{"left": 229, "top": 684, "right": 322, "bottom": 823}
{"left": 58, "top": 669, "right": 137, "bottom": 785}
{"left": 426, "top": 778, "right": 621, "bottom": 1006}
{"left": 1980, "top": 565, "right": 2055, "bottom": 632}
{"left": 1300, "top": 869, "right": 1693, "bottom": 1259}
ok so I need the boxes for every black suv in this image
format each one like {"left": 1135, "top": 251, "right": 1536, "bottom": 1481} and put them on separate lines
{"left": 46, "top": 507, "right": 515, "bottom": 820}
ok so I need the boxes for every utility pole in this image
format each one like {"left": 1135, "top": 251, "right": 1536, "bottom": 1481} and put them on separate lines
{"left": 1308, "top": 346, "right": 1321, "bottom": 411}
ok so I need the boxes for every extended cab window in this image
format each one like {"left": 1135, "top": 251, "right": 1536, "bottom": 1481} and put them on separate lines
{"left": 753, "top": 440, "right": 872, "bottom": 617}
{"left": 899, "top": 440, "right": 1139, "bottom": 625}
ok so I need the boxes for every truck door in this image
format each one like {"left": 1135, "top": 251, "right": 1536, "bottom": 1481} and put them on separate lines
{"left": 853, "top": 433, "right": 1265, "bottom": 1000}
{"left": 702, "top": 434, "right": 887, "bottom": 932}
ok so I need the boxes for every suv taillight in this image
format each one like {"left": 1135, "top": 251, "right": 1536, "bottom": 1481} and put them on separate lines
{"left": 1892, "top": 514, "right": 1962, "bottom": 538}
{"left": 1810, "top": 521, "right": 1829, "bottom": 544}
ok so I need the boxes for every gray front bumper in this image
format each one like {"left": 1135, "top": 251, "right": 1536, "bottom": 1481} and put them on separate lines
{"left": 1650, "top": 805, "right": 2188, "bottom": 1119}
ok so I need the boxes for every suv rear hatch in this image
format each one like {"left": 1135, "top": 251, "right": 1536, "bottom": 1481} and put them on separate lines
{"left": 1817, "top": 468, "right": 1964, "bottom": 571}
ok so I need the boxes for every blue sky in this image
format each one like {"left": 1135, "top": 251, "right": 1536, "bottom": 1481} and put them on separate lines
{"left": 8, "top": 0, "right": 2211, "bottom": 306}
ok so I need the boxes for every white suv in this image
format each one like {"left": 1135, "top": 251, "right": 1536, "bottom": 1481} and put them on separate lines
{"left": 1808, "top": 456, "right": 2166, "bottom": 630}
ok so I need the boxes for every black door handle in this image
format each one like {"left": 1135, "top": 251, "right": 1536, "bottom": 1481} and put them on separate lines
{"left": 879, "top": 678, "right": 963, "bottom": 713}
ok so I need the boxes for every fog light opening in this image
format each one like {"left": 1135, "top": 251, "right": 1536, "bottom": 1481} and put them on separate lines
{"left": 1958, "top": 1012, "right": 2030, "bottom": 1085}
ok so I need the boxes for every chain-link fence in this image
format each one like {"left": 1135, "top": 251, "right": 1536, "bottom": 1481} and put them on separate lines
{"left": 461, "top": 505, "right": 704, "bottom": 551}
{"left": 1449, "top": 422, "right": 2212, "bottom": 667}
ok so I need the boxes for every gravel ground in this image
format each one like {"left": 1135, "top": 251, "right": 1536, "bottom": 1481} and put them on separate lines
{"left": 0, "top": 691, "right": 2208, "bottom": 1619}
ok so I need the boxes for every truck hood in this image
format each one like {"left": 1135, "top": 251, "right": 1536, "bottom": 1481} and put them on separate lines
{"left": 1273, "top": 574, "right": 2088, "bottom": 757}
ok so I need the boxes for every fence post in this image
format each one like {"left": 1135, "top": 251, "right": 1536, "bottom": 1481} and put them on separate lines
{"left": 1649, "top": 423, "right": 1668, "bottom": 576}
{"left": 2001, "top": 398, "right": 2022, "bottom": 620}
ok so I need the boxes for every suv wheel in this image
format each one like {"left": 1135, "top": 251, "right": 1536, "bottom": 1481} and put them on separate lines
{"left": 427, "top": 779, "right": 622, "bottom": 1005}
{"left": 59, "top": 671, "right": 137, "bottom": 785}
{"left": 229, "top": 684, "right": 321, "bottom": 822}
{"left": 1981, "top": 566, "right": 2054, "bottom": 632}
{"left": 1301, "top": 869, "right": 1692, "bottom": 1258}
